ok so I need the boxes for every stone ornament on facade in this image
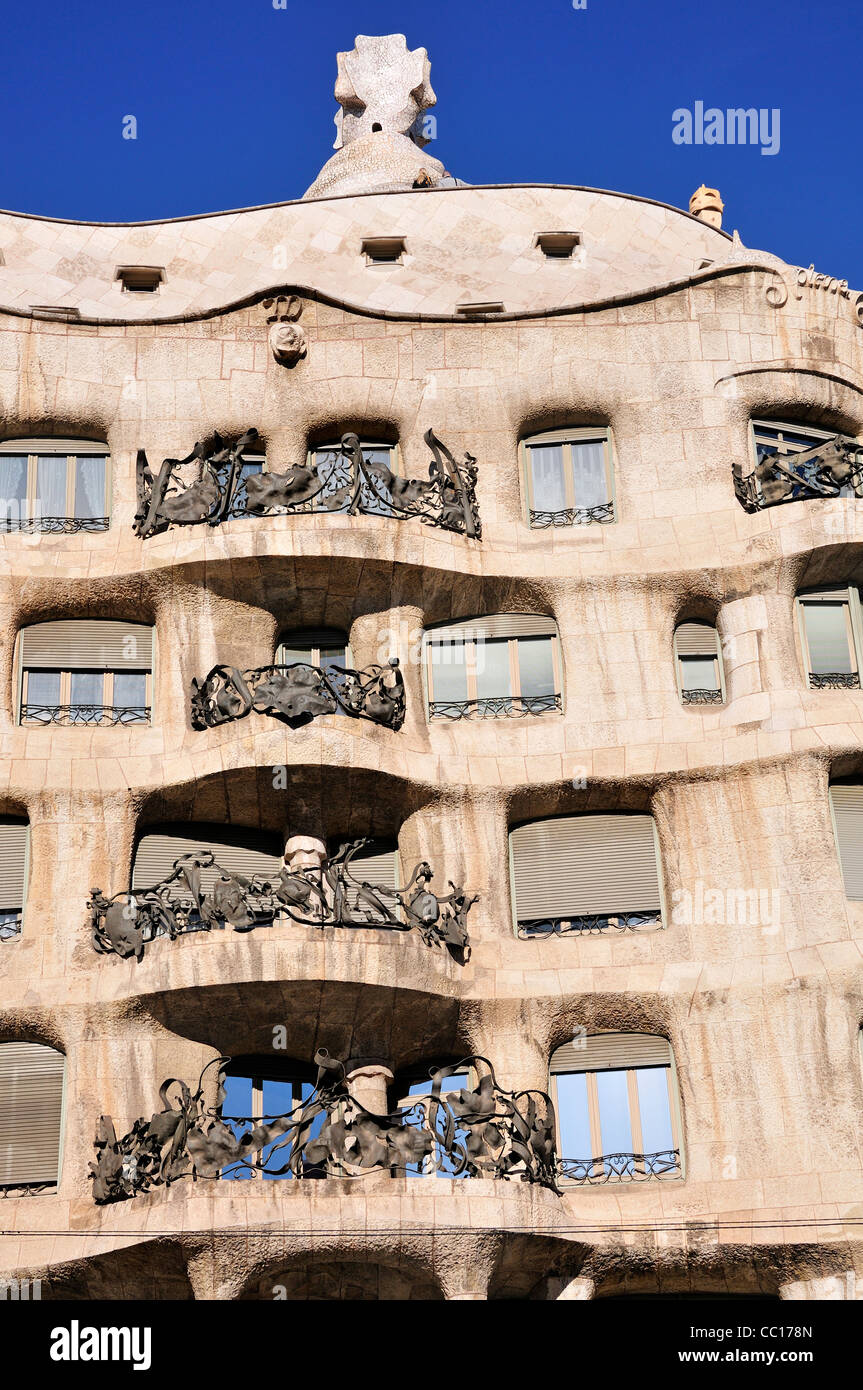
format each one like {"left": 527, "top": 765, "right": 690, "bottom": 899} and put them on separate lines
{"left": 191, "top": 656, "right": 405, "bottom": 731}
{"left": 733, "top": 431, "right": 863, "bottom": 512}
{"left": 88, "top": 838, "right": 476, "bottom": 962}
{"left": 134, "top": 429, "right": 480, "bottom": 539}
{"left": 89, "top": 1050, "right": 559, "bottom": 1203}
{"left": 263, "top": 294, "right": 307, "bottom": 367}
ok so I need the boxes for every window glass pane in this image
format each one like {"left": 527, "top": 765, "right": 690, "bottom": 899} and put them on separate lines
{"left": 802, "top": 603, "right": 853, "bottom": 673}
{"left": 517, "top": 636, "right": 557, "bottom": 697}
{"left": 528, "top": 444, "right": 566, "bottom": 513}
{"left": 679, "top": 656, "right": 719, "bottom": 691}
{"left": 70, "top": 671, "right": 104, "bottom": 720}
{"left": 260, "top": 1077, "right": 300, "bottom": 1180}
{"left": 555, "top": 1072, "right": 592, "bottom": 1159}
{"left": 26, "top": 671, "right": 61, "bottom": 707}
{"left": 113, "top": 672, "right": 148, "bottom": 718}
{"left": 318, "top": 646, "right": 348, "bottom": 672}
{"left": 570, "top": 440, "right": 609, "bottom": 509}
{"left": 0, "top": 456, "right": 27, "bottom": 524}
{"left": 221, "top": 1074, "right": 253, "bottom": 1181}
{"left": 278, "top": 645, "right": 314, "bottom": 665}
{"left": 34, "top": 456, "right": 67, "bottom": 519}
{"left": 429, "top": 642, "right": 469, "bottom": 703}
{"left": 636, "top": 1067, "right": 674, "bottom": 1154}
{"left": 474, "top": 637, "right": 511, "bottom": 701}
{"left": 595, "top": 1070, "right": 633, "bottom": 1154}
{"left": 73, "top": 456, "right": 106, "bottom": 519}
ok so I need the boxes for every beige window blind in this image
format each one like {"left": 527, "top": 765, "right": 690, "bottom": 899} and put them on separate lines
{"left": 425, "top": 614, "right": 557, "bottom": 643}
{"left": 20, "top": 620, "right": 154, "bottom": 670}
{"left": 132, "top": 824, "right": 283, "bottom": 895}
{"left": 276, "top": 629, "right": 350, "bottom": 664}
{"left": 0, "top": 821, "right": 28, "bottom": 912}
{"left": 673, "top": 623, "right": 719, "bottom": 658}
{"left": 0, "top": 1042, "right": 65, "bottom": 1186}
{"left": 339, "top": 840, "right": 399, "bottom": 914}
{"left": 509, "top": 814, "right": 662, "bottom": 922}
{"left": 829, "top": 785, "right": 863, "bottom": 900}
{"left": 550, "top": 1032, "right": 672, "bottom": 1073}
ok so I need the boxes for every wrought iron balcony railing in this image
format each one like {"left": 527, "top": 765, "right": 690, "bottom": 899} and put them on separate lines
{"left": 808, "top": 672, "right": 861, "bottom": 689}
{"left": 558, "top": 1149, "right": 681, "bottom": 1183}
{"left": 20, "top": 704, "right": 151, "bottom": 726}
{"left": 517, "top": 910, "right": 663, "bottom": 939}
{"left": 428, "top": 692, "right": 562, "bottom": 720}
{"left": 733, "top": 433, "right": 863, "bottom": 513}
{"left": 134, "top": 428, "right": 481, "bottom": 540}
{"left": 529, "top": 501, "right": 614, "bottom": 528}
{"left": 89, "top": 838, "right": 476, "bottom": 962}
{"left": 681, "top": 688, "right": 723, "bottom": 705}
{"left": 90, "top": 1052, "right": 559, "bottom": 1203}
{"left": 0, "top": 516, "right": 109, "bottom": 534}
{"left": 0, "top": 911, "right": 22, "bottom": 942}
{"left": 191, "top": 659, "right": 405, "bottom": 731}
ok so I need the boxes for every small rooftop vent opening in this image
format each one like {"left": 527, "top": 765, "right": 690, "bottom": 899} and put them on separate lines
{"left": 535, "top": 231, "right": 582, "bottom": 259}
{"left": 456, "top": 300, "right": 506, "bottom": 316}
{"left": 29, "top": 305, "right": 81, "bottom": 322}
{"left": 361, "top": 236, "right": 407, "bottom": 266}
{"left": 115, "top": 265, "right": 165, "bottom": 294}
{"left": 371, "top": 122, "right": 383, "bottom": 133}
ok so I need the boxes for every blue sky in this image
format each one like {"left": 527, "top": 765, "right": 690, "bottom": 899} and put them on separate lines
{"left": 1, "top": 0, "right": 860, "bottom": 283}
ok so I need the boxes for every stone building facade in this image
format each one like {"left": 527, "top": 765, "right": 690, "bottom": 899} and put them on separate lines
{"left": 0, "top": 34, "right": 862, "bottom": 1301}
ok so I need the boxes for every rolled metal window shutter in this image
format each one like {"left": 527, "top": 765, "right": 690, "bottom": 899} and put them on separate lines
{"left": 20, "top": 621, "right": 153, "bottom": 670}
{"left": 0, "top": 1042, "right": 64, "bottom": 1185}
{"left": 829, "top": 786, "right": 863, "bottom": 900}
{"left": 551, "top": 1033, "right": 672, "bottom": 1073}
{"left": 0, "top": 438, "right": 107, "bottom": 455}
{"left": 276, "top": 629, "right": 349, "bottom": 658}
{"left": 426, "top": 614, "right": 557, "bottom": 643}
{"left": 0, "top": 821, "right": 28, "bottom": 910}
{"left": 510, "top": 814, "right": 661, "bottom": 918}
{"left": 132, "top": 825, "right": 283, "bottom": 896}
{"left": 674, "top": 623, "right": 719, "bottom": 658}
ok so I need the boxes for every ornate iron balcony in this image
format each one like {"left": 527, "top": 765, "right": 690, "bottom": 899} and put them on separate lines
{"left": 681, "top": 688, "right": 723, "bottom": 705}
{"left": 428, "top": 692, "right": 562, "bottom": 720}
{"left": 90, "top": 1051, "right": 560, "bottom": 1202}
{"left": 20, "top": 704, "right": 151, "bottom": 726}
{"left": 0, "top": 1181, "right": 56, "bottom": 1198}
{"left": 558, "top": 1149, "right": 681, "bottom": 1184}
{"left": 134, "top": 428, "right": 481, "bottom": 540}
{"left": 518, "top": 910, "right": 662, "bottom": 939}
{"left": 808, "top": 672, "right": 861, "bottom": 689}
{"left": 529, "top": 501, "right": 613, "bottom": 528}
{"left": 89, "top": 838, "right": 476, "bottom": 962}
{"left": 0, "top": 912, "right": 22, "bottom": 942}
{"left": 0, "top": 516, "right": 109, "bottom": 534}
{"left": 191, "top": 658, "right": 405, "bottom": 731}
{"left": 733, "top": 433, "right": 863, "bottom": 513}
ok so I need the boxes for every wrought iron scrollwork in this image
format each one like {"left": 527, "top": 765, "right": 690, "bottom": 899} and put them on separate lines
{"left": 733, "top": 433, "right": 863, "bottom": 513}
{"left": 517, "top": 911, "right": 662, "bottom": 939}
{"left": 89, "top": 1051, "right": 560, "bottom": 1203}
{"left": 808, "top": 672, "right": 861, "bottom": 689}
{"left": 191, "top": 658, "right": 405, "bottom": 731}
{"left": 0, "top": 516, "right": 109, "bottom": 534}
{"left": 88, "top": 838, "right": 476, "bottom": 962}
{"left": 558, "top": 1149, "right": 681, "bottom": 1183}
{"left": 20, "top": 704, "right": 150, "bottom": 726}
{"left": 0, "top": 912, "right": 23, "bottom": 942}
{"left": 681, "top": 688, "right": 723, "bottom": 705}
{"left": 428, "top": 693, "right": 562, "bottom": 720}
{"left": 134, "top": 428, "right": 480, "bottom": 539}
{"left": 529, "top": 502, "right": 613, "bottom": 528}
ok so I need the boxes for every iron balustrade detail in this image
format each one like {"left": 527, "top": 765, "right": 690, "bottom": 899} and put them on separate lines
{"left": 518, "top": 910, "right": 663, "bottom": 939}
{"left": 134, "top": 428, "right": 481, "bottom": 539}
{"left": 0, "top": 912, "right": 23, "bottom": 942}
{"left": 529, "top": 501, "right": 614, "bottom": 528}
{"left": 0, "top": 1181, "right": 56, "bottom": 1199}
{"left": 89, "top": 1052, "right": 560, "bottom": 1202}
{"left": 0, "top": 516, "right": 109, "bottom": 534}
{"left": 191, "top": 658, "right": 405, "bottom": 732}
{"left": 681, "top": 688, "right": 723, "bottom": 705}
{"left": 20, "top": 704, "right": 151, "bottom": 726}
{"left": 88, "top": 838, "right": 476, "bottom": 963}
{"left": 733, "top": 432, "right": 863, "bottom": 512}
{"left": 558, "top": 1149, "right": 681, "bottom": 1184}
{"left": 428, "top": 693, "right": 562, "bottom": 720}
{"left": 808, "top": 672, "right": 861, "bottom": 689}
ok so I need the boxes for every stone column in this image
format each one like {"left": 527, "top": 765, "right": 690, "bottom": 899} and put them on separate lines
{"left": 345, "top": 1060, "right": 394, "bottom": 1114}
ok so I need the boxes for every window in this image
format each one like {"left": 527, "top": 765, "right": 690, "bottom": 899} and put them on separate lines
{"left": 509, "top": 813, "right": 664, "bottom": 937}
{"left": 276, "top": 628, "right": 351, "bottom": 671}
{"left": 550, "top": 1034, "right": 681, "bottom": 1183}
{"left": 796, "top": 588, "right": 862, "bottom": 690}
{"left": 392, "top": 1061, "right": 473, "bottom": 1176}
{"left": 18, "top": 620, "right": 154, "bottom": 725}
{"left": 0, "top": 820, "right": 29, "bottom": 941}
{"left": 219, "top": 1058, "right": 320, "bottom": 1181}
{"left": 0, "top": 439, "right": 110, "bottom": 533}
{"left": 361, "top": 236, "right": 406, "bottom": 264}
{"left": 521, "top": 427, "right": 614, "bottom": 528}
{"left": 828, "top": 785, "right": 863, "bottom": 900}
{"left": 309, "top": 440, "right": 400, "bottom": 517}
{"left": 423, "top": 614, "right": 562, "bottom": 719}
{"left": 0, "top": 1042, "right": 65, "bottom": 1191}
{"left": 673, "top": 622, "right": 724, "bottom": 704}
{"left": 752, "top": 419, "right": 863, "bottom": 499}
{"left": 115, "top": 265, "right": 164, "bottom": 294}
{"left": 535, "top": 231, "right": 581, "bottom": 259}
